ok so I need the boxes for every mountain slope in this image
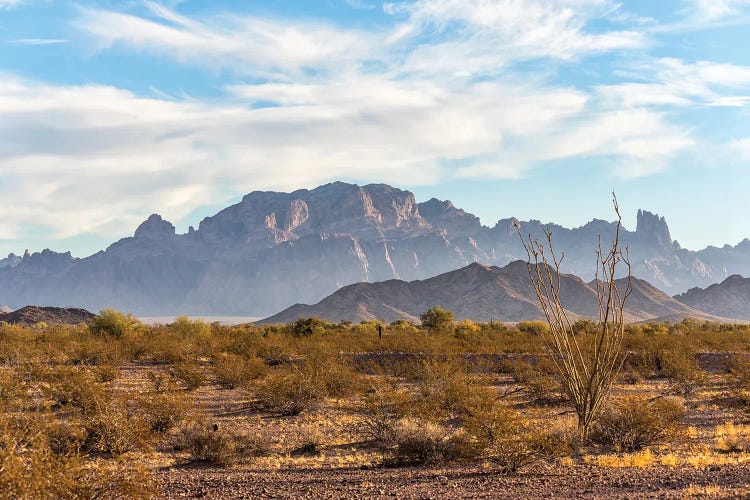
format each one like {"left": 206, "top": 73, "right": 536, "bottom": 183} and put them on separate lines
{"left": 0, "top": 306, "right": 95, "bottom": 326}
{"left": 675, "top": 275, "right": 750, "bottom": 320}
{"left": 1, "top": 181, "right": 750, "bottom": 316}
{"left": 261, "top": 261, "right": 712, "bottom": 324}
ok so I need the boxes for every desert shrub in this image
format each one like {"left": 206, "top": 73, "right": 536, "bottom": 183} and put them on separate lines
{"left": 387, "top": 417, "right": 453, "bottom": 465}
{"left": 454, "top": 320, "right": 480, "bottom": 339}
{"left": 502, "top": 358, "right": 565, "bottom": 404}
{"left": 173, "top": 420, "right": 235, "bottom": 466}
{"left": 134, "top": 389, "right": 191, "bottom": 433}
{"left": 93, "top": 362, "right": 121, "bottom": 383}
{"left": 67, "top": 336, "right": 122, "bottom": 366}
{"left": 420, "top": 306, "right": 455, "bottom": 332}
{"left": 170, "top": 315, "right": 211, "bottom": 338}
{"left": 0, "top": 369, "right": 26, "bottom": 410}
{"left": 134, "top": 329, "right": 186, "bottom": 363}
{"left": 42, "top": 366, "right": 105, "bottom": 412}
{"left": 90, "top": 309, "right": 141, "bottom": 338}
{"left": 83, "top": 394, "right": 152, "bottom": 456}
{"left": 287, "top": 317, "right": 332, "bottom": 337}
{"left": 291, "top": 425, "right": 323, "bottom": 456}
{"left": 0, "top": 416, "right": 88, "bottom": 499}
{"left": 727, "top": 354, "right": 750, "bottom": 387}
{"left": 463, "top": 402, "right": 568, "bottom": 473}
{"left": 715, "top": 421, "right": 750, "bottom": 453}
{"left": 213, "top": 354, "right": 267, "bottom": 389}
{"left": 234, "top": 428, "right": 272, "bottom": 458}
{"left": 407, "top": 359, "right": 492, "bottom": 420}
{"left": 517, "top": 321, "right": 550, "bottom": 336}
{"left": 46, "top": 419, "right": 87, "bottom": 456}
{"left": 659, "top": 350, "right": 706, "bottom": 396}
{"left": 591, "top": 396, "right": 685, "bottom": 451}
{"left": 255, "top": 369, "right": 320, "bottom": 416}
{"left": 299, "top": 348, "right": 367, "bottom": 398}
{"left": 171, "top": 361, "right": 207, "bottom": 390}
{"left": 360, "top": 381, "right": 412, "bottom": 445}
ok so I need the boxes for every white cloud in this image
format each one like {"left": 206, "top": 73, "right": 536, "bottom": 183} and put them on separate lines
{"left": 0, "top": 1, "right": 703, "bottom": 248}
{"left": 597, "top": 58, "right": 750, "bottom": 108}
{"left": 74, "top": 4, "right": 379, "bottom": 78}
{"left": 384, "top": 0, "right": 645, "bottom": 65}
{"left": 0, "top": 0, "right": 24, "bottom": 8}
{"left": 690, "top": 0, "right": 750, "bottom": 20}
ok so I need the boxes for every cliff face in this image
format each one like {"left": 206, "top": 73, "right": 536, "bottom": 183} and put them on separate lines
{"left": 0, "top": 182, "right": 747, "bottom": 316}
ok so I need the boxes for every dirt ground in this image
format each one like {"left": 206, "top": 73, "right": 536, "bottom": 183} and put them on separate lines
{"left": 113, "top": 363, "right": 750, "bottom": 499}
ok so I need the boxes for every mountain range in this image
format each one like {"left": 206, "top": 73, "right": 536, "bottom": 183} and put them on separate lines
{"left": 261, "top": 261, "right": 726, "bottom": 324}
{"left": 1, "top": 181, "right": 749, "bottom": 317}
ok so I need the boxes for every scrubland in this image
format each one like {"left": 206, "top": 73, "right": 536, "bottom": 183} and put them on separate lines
{"left": 2, "top": 312, "right": 750, "bottom": 498}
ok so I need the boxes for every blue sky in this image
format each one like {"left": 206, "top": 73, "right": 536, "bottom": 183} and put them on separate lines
{"left": 1, "top": 0, "right": 750, "bottom": 257}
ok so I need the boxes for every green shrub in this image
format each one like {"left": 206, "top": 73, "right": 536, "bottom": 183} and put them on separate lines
{"left": 420, "top": 306, "right": 455, "bottom": 332}
{"left": 89, "top": 309, "right": 141, "bottom": 338}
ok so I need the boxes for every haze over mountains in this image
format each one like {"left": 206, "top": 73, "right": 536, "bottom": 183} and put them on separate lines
{"left": 262, "top": 261, "right": 722, "bottom": 324}
{"left": 0, "top": 182, "right": 749, "bottom": 317}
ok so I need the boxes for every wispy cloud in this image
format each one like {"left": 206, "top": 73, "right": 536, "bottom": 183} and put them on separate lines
{"left": 0, "top": 0, "right": 24, "bottom": 9}
{"left": 5, "top": 38, "right": 68, "bottom": 45}
{"left": 597, "top": 58, "right": 750, "bottom": 108}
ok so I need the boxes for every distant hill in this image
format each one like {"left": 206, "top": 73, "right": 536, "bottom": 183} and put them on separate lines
{"left": 261, "top": 261, "right": 715, "bottom": 324}
{"left": 0, "top": 306, "right": 96, "bottom": 326}
{"left": 0, "top": 305, "right": 12, "bottom": 314}
{"left": 2, "top": 181, "right": 750, "bottom": 316}
{"left": 675, "top": 275, "right": 750, "bottom": 320}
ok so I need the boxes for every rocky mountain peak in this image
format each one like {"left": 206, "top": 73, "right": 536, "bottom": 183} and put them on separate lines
{"left": 134, "top": 214, "right": 176, "bottom": 240}
{"left": 418, "top": 198, "right": 481, "bottom": 237}
{"left": 636, "top": 209, "right": 672, "bottom": 248}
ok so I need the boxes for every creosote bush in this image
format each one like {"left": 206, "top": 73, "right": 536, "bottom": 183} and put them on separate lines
{"left": 255, "top": 368, "right": 320, "bottom": 416}
{"left": 173, "top": 419, "right": 236, "bottom": 466}
{"left": 463, "top": 401, "right": 568, "bottom": 473}
{"left": 387, "top": 417, "right": 454, "bottom": 466}
{"left": 659, "top": 350, "right": 707, "bottom": 397}
{"left": 360, "top": 380, "right": 411, "bottom": 446}
{"left": 213, "top": 354, "right": 267, "bottom": 389}
{"left": 591, "top": 396, "right": 685, "bottom": 452}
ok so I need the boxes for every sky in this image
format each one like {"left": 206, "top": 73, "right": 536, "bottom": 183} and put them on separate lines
{"left": 1, "top": 0, "right": 750, "bottom": 257}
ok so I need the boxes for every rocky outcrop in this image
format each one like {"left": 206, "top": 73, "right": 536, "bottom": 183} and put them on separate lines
{"left": 0, "top": 253, "right": 22, "bottom": 269}
{"left": 1, "top": 181, "right": 749, "bottom": 316}
{"left": 260, "top": 261, "right": 715, "bottom": 324}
